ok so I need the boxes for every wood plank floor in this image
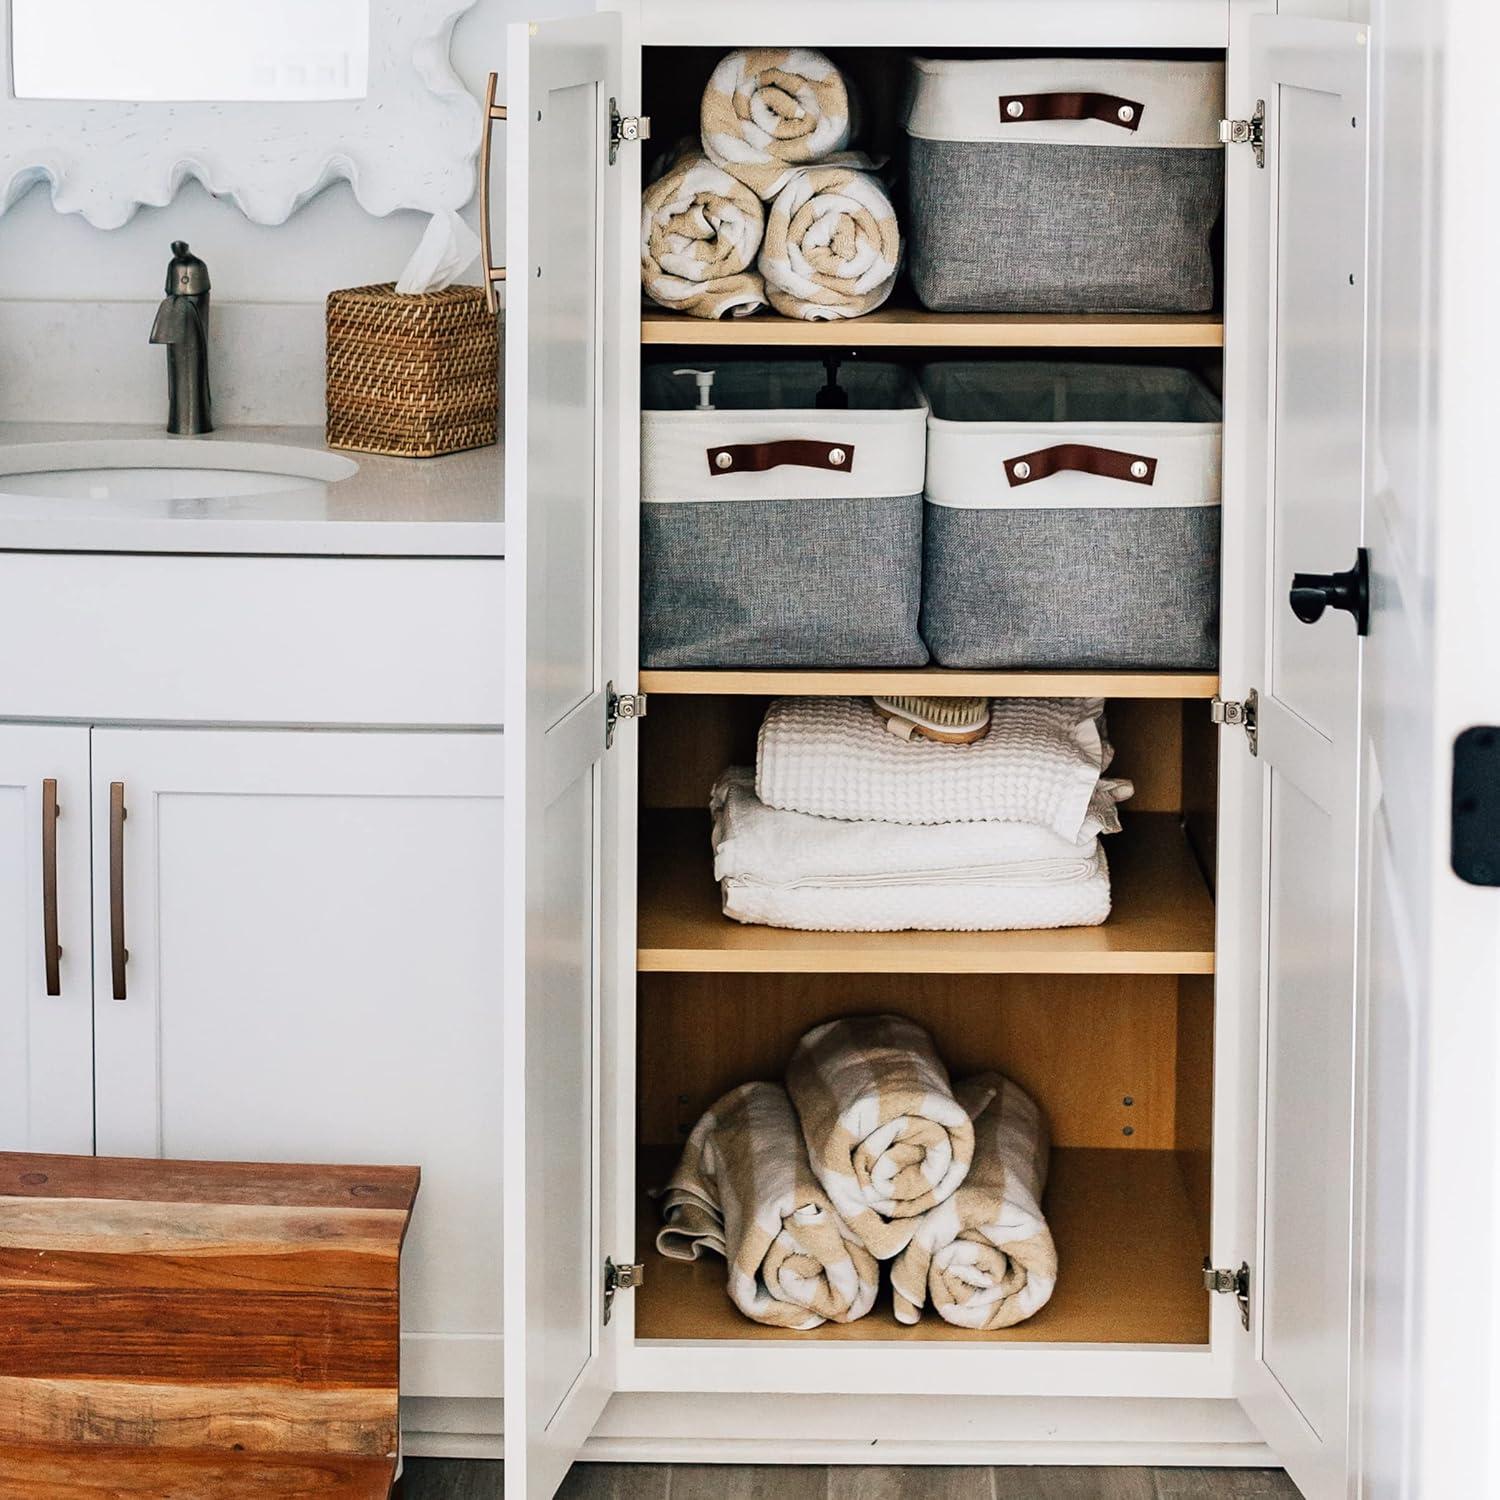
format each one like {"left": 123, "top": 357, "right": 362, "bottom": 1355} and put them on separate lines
{"left": 400, "top": 1461, "right": 1303, "bottom": 1499}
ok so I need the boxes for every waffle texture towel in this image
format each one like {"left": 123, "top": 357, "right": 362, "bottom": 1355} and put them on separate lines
{"left": 760, "top": 166, "right": 901, "bottom": 321}
{"left": 890, "top": 1074, "right": 1057, "bottom": 1329}
{"left": 711, "top": 768, "right": 1114, "bottom": 932}
{"left": 641, "top": 146, "right": 767, "bottom": 319}
{"left": 786, "top": 1014, "right": 977, "bottom": 1260}
{"left": 656, "top": 1081, "right": 879, "bottom": 1329}
{"left": 756, "top": 696, "right": 1130, "bottom": 840}
{"left": 701, "top": 48, "right": 857, "bottom": 199}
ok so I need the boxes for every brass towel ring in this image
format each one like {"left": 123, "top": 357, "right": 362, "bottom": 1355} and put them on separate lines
{"left": 480, "top": 72, "right": 508, "bottom": 315}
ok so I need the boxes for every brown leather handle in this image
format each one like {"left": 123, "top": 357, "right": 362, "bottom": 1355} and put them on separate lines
{"left": 998, "top": 92, "right": 1144, "bottom": 132}
{"left": 109, "top": 781, "right": 128, "bottom": 1002}
{"left": 1004, "top": 443, "right": 1158, "bottom": 488}
{"left": 706, "top": 440, "right": 856, "bottom": 477}
{"left": 42, "top": 778, "right": 61, "bottom": 997}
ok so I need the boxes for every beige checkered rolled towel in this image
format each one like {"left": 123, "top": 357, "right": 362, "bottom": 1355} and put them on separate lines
{"left": 759, "top": 167, "right": 901, "bottom": 321}
{"left": 785, "top": 1014, "right": 976, "bottom": 1260}
{"left": 656, "top": 1081, "right": 879, "bottom": 1329}
{"left": 700, "top": 48, "right": 858, "bottom": 199}
{"left": 890, "top": 1074, "right": 1058, "bottom": 1330}
{"left": 641, "top": 146, "right": 768, "bottom": 320}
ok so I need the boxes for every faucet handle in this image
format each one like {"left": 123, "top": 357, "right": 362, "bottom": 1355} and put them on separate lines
{"left": 165, "top": 241, "right": 210, "bottom": 297}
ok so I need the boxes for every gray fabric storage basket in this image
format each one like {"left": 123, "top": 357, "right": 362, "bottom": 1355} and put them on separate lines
{"left": 641, "top": 362, "right": 929, "bottom": 668}
{"left": 904, "top": 58, "right": 1225, "bottom": 313}
{"left": 920, "top": 362, "right": 1222, "bottom": 669}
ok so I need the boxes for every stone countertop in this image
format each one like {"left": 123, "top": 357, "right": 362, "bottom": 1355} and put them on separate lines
{"left": 0, "top": 423, "right": 504, "bottom": 557}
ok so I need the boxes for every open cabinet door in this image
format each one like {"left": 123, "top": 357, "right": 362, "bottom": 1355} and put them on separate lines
{"left": 1235, "top": 18, "right": 1370, "bottom": 1500}
{"left": 502, "top": 13, "right": 624, "bottom": 1499}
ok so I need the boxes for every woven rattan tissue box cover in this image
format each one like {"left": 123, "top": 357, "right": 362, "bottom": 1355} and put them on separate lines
{"left": 326, "top": 282, "right": 498, "bottom": 459}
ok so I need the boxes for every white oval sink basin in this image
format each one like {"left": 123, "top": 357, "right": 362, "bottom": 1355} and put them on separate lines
{"left": 0, "top": 439, "right": 359, "bottom": 510}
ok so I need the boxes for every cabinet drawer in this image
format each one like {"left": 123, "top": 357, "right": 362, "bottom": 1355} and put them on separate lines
{"left": 0, "top": 553, "right": 503, "bottom": 726}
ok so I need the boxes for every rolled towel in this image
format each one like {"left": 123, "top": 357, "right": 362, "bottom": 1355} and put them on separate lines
{"left": 785, "top": 1014, "right": 977, "bottom": 1260}
{"left": 642, "top": 145, "right": 768, "bottom": 320}
{"left": 760, "top": 167, "right": 901, "bottom": 321}
{"left": 701, "top": 48, "right": 857, "bottom": 199}
{"left": 656, "top": 1080, "right": 879, "bottom": 1329}
{"left": 755, "top": 695, "right": 1133, "bottom": 840}
{"left": 891, "top": 1074, "right": 1058, "bottom": 1329}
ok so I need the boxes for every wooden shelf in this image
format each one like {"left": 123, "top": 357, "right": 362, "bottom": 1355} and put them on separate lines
{"left": 634, "top": 1144, "right": 1210, "bottom": 1345}
{"left": 637, "top": 811, "right": 1215, "bottom": 976}
{"left": 641, "top": 305, "right": 1225, "bottom": 350}
{"left": 638, "top": 668, "right": 1220, "bottom": 700}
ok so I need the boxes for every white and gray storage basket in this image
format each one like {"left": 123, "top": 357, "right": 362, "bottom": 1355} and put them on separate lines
{"left": 919, "top": 362, "right": 1222, "bottom": 670}
{"left": 904, "top": 57, "right": 1225, "bottom": 312}
{"left": 641, "top": 362, "right": 930, "bottom": 668}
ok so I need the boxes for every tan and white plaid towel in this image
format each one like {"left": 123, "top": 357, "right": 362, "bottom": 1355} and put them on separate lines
{"left": 700, "top": 48, "right": 858, "bottom": 199}
{"left": 656, "top": 1081, "right": 879, "bottom": 1329}
{"left": 891, "top": 1074, "right": 1057, "bottom": 1329}
{"left": 641, "top": 145, "right": 768, "bottom": 320}
{"left": 785, "top": 1014, "right": 976, "bottom": 1260}
{"left": 759, "top": 167, "right": 900, "bottom": 321}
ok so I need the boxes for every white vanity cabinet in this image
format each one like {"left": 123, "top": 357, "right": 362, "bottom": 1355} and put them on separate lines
{"left": 497, "top": 2, "right": 1496, "bottom": 1498}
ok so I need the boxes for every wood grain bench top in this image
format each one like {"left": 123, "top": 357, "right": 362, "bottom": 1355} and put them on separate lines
{"left": 0, "top": 1440, "right": 397, "bottom": 1500}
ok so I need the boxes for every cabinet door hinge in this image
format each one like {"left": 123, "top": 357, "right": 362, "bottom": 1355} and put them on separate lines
{"left": 603, "top": 1257, "right": 644, "bottom": 1325}
{"left": 1211, "top": 689, "right": 1259, "bottom": 757}
{"left": 1219, "top": 99, "right": 1266, "bottom": 168}
{"left": 1203, "top": 1258, "right": 1252, "bottom": 1330}
{"left": 605, "top": 684, "right": 648, "bottom": 748}
{"left": 609, "top": 99, "right": 651, "bottom": 164}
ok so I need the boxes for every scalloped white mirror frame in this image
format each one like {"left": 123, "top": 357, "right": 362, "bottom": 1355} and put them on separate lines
{"left": 0, "top": 0, "right": 481, "bottom": 229}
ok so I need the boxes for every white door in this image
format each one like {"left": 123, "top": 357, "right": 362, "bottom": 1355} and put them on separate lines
{"left": 1353, "top": 0, "right": 1500, "bottom": 1493}
{"left": 1235, "top": 19, "right": 1370, "bottom": 1500}
{"left": 89, "top": 728, "right": 506, "bottom": 1401}
{"left": 502, "top": 12, "right": 626, "bottom": 1499}
{"left": 0, "top": 724, "right": 93, "bottom": 1154}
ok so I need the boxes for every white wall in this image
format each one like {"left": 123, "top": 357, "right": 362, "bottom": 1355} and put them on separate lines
{"left": 0, "top": 0, "right": 588, "bottom": 425}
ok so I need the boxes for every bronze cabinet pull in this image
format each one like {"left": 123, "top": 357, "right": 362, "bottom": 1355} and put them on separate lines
{"left": 480, "top": 72, "right": 509, "bottom": 315}
{"left": 1004, "top": 443, "right": 1158, "bottom": 488}
{"left": 41, "top": 778, "right": 61, "bottom": 997}
{"left": 109, "top": 781, "right": 128, "bottom": 1002}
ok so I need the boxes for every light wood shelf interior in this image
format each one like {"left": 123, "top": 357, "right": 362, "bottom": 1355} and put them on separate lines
{"left": 638, "top": 811, "right": 1214, "bottom": 975}
{"left": 639, "top": 668, "right": 1220, "bottom": 700}
{"left": 641, "top": 304, "right": 1225, "bottom": 350}
{"left": 634, "top": 1143, "right": 1210, "bottom": 1345}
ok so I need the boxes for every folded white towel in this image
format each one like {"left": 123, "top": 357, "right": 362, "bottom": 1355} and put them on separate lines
{"left": 755, "top": 696, "right": 1132, "bottom": 842}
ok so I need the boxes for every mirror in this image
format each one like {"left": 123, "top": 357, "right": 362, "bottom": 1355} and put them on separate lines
{"left": 0, "top": 0, "right": 479, "bottom": 228}
{"left": 11, "top": 0, "right": 370, "bottom": 103}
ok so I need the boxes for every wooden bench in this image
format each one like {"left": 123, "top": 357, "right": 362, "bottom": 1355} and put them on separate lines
{"left": 0, "top": 1152, "right": 419, "bottom": 1499}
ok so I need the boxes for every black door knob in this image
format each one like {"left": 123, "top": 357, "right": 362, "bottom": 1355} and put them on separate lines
{"left": 1289, "top": 546, "right": 1370, "bottom": 636}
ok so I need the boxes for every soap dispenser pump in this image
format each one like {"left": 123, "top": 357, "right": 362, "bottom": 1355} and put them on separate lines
{"left": 673, "top": 368, "right": 717, "bottom": 411}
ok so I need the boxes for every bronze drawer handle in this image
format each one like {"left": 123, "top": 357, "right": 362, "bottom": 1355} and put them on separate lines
{"left": 480, "top": 71, "right": 508, "bottom": 315}
{"left": 41, "top": 778, "right": 61, "bottom": 997}
{"left": 109, "top": 781, "right": 128, "bottom": 1001}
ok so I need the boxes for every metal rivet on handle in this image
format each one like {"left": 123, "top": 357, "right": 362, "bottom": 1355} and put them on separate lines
{"left": 1012, "top": 460, "right": 1031, "bottom": 480}
{"left": 714, "top": 451, "right": 733, "bottom": 470}
{"left": 1117, "top": 104, "right": 1135, "bottom": 123}
{"left": 1005, "top": 99, "right": 1025, "bottom": 118}
{"left": 828, "top": 447, "right": 846, "bottom": 467}
{"left": 1130, "top": 460, "right": 1149, "bottom": 479}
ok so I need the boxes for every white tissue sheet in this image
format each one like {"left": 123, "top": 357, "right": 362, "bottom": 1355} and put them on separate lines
{"left": 395, "top": 209, "right": 482, "bottom": 295}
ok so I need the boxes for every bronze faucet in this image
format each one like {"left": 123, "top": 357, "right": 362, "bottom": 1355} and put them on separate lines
{"left": 149, "top": 241, "right": 213, "bottom": 435}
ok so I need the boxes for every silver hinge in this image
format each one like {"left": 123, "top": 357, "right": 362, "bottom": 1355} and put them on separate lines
{"left": 1203, "top": 1258, "right": 1252, "bottom": 1331}
{"left": 1211, "top": 689, "right": 1259, "bottom": 757}
{"left": 603, "top": 1257, "right": 644, "bottom": 1325}
{"left": 608, "top": 99, "right": 651, "bottom": 164}
{"left": 1219, "top": 99, "right": 1266, "bottom": 169}
{"left": 605, "top": 684, "right": 648, "bottom": 748}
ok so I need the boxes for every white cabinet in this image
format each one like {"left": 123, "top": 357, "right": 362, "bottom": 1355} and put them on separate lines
{"left": 84, "top": 727, "right": 506, "bottom": 1400}
{"left": 0, "top": 724, "right": 94, "bottom": 1155}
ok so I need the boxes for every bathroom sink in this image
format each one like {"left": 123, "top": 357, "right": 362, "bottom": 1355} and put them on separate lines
{"left": 0, "top": 439, "right": 358, "bottom": 512}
